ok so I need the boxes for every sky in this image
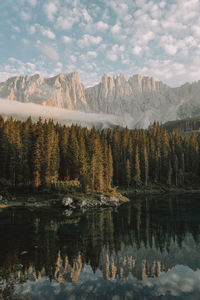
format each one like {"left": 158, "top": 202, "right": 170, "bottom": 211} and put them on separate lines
{"left": 0, "top": 0, "right": 200, "bottom": 87}
{"left": 14, "top": 265, "right": 200, "bottom": 299}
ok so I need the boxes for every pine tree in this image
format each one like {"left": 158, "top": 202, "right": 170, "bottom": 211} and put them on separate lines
{"left": 59, "top": 126, "right": 70, "bottom": 180}
{"left": 79, "top": 134, "right": 89, "bottom": 192}
{"left": 0, "top": 115, "right": 199, "bottom": 192}
{"left": 126, "top": 159, "right": 131, "bottom": 187}
{"left": 143, "top": 145, "right": 149, "bottom": 186}
{"left": 67, "top": 126, "right": 80, "bottom": 179}
{"left": 33, "top": 140, "right": 41, "bottom": 189}
{"left": 161, "top": 129, "right": 170, "bottom": 182}
{"left": 133, "top": 145, "right": 141, "bottom": 187}
{"left": 107, "top": 144, "right": 113, "bottom": 188}
{"left": 103, "top": 141, "right": 109, "bottom": 189}
{"left": 112, "top": 127, "right": 121, "bottom": 185}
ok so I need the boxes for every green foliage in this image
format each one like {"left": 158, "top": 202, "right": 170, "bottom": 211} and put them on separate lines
{"left": 57, "top": 180, "right": 81, "bottom": 193}
{"left": 0, "top": 178, "right": 12, "bottom": 188}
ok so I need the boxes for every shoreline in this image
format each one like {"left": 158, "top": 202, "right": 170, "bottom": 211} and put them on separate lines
{"left": 119, "top": 185, "right": 200, "bottom": 197}
{"left": 1, "top": 186, "right": 200, "bottom": 210}
{"left": 0, "top": 191, "right": 130, "bottom": 210}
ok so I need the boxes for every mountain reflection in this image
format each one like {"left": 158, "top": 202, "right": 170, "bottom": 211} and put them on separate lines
{"left": 0, "top": 194, "right": 200, "bottom": 288}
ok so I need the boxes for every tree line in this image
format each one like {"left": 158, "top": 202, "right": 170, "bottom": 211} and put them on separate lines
{"left": 164, "top": 117, "right": 200, "bottom": 133}
{"left": 0, "top": 116, "right": 199, "bottom": 192}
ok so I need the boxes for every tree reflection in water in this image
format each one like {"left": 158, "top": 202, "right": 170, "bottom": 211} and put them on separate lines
{"left": 0, "top": 194, "right": 200, "bottom": 299}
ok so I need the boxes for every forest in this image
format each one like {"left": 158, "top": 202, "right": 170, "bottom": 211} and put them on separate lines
{"left": 0, "top": 116, "right": 200, "bottom": 193}
{"left": 164, "top": 117, "right": 200, "bottom": 134}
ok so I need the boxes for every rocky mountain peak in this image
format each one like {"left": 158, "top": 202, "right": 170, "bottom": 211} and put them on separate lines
{"left": 1, "top": 72, "right": 200, "bottom": 128}
{"left": 0, "top": 72, "right": 87, "bottom": 110}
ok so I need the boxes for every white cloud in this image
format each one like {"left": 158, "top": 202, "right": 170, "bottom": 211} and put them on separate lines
{"left": 44, "top": 2, "right": 57, "bottom": 21}
{"left": 31, "top": 24, "right": 55, "bottom": 39}
{"left": 70, "top": 55, "right": 77, "bottom": 63}
{"left": 96, "top": 21, "right": 108, "bottom": 31}
{"left": 141, "top": 31, "right": 155, "bottom": 44}
{"left": 111, "top": 24, "right": 121, "bottom": 34}
{"left": 78, "top": 34, "right": 102, "bottom": 48}
{"left": 87, "top": 51, "right": 97, "bottom": 58}
{"left": 21, "top": 11, "right": 31, "bottom": 21}
{"left": 39, "top": 26, "right": 55, "bottom": 39}
{"left": 106, "top": 44, "right": 125, "bottom": 62}
{"left": 54, "top": 62, "right": 63, "bottom": 73}
{"left": 130, "top": 58, "right": 200, "bottom": 87}
{"left": 160, "top": 35, "right": 178, "bottom": 55}
{"left": 3, "top": 0, "right": 200, "bottom": 90}
{"left": 29, "top": 0, "right": 37, "bottom": 7}
{"left": 62, "top": 36, "right": 72, "bottom": 44}
{"left": 56, "top": 16, "right": 73, "bottom": 30}
{"left": 1, "top": 59, "right": 38, "bottom": 80}
{"left": 159, "top": 1, "right": 166, "bottom": 8}
{"left": 8, "top": 57, "right": 20, "bottom": 63}
{"left": 112, "top": 44, "right": 125, "bottom": 52}
{"left": 191, "top": 25, "right": 200, "bottom": 37}
{"left": 121, "top": 55, "right": 130, "bottom": 65}
{"left": 107, "top": 52, "right": 118, "bottom": 61}
{"left": 21, "top": 39, "right": 29, "bottom": 45}
{"left": 37, "top": 42, "right": 59, "bottom": 60}
{"left": 164, "top": 44, "right": 178, "bottom": 55}
{"left": 82, "top": 8, "right": 92, "bottom": 23}
{"left": 65, "top": 64, "right": 76, "bottom": 72}
{"left": 26, "top": 62, "right": 36, "bottom": 70}
{"left": 133, "top": 46, "right": 142, "bottom": 55}
{"left": 12, "top": 26, "right": 21, "bottom": 33}
{"left": 102, "top": 9, "right": 109, "bottom": 21}
{"left": 104, "top": 0, "right": 129, "bottom": 20}
{"left": 0, "top": 58, "right": 53, "bottom": 83}
{"left": 29, "top": 25, "right": 36, "bottom": 34}
{"left": 98, "top": 44, "right": 107, "bottom": 51}
{"left": 79, "top": 70, "right": 100, "bottom": 87}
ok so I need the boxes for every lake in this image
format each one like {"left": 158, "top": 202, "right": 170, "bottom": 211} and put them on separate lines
{"left": 0, "top": 194, "right": 200, "bottom": 300}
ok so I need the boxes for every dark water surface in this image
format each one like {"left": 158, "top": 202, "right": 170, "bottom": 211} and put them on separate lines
{"left": 1, "top": 194, "right": 200, "bottom": 300}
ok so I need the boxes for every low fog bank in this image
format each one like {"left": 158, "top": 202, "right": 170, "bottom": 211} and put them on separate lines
{"left": 0, "top": 98, "right": 126, "bottom": 129}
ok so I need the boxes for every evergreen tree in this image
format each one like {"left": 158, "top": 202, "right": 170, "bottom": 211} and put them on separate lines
{"left": 67, "top": 126, "right": 80, "bottom": 179}
{"left": 126, "top": 159, "right": 131, "bottom": 187}
{"left": 0, "top": 115, "right": 199, "bottom": 192}
{"left": 107, "top": 145, "right": 113, "bottom": 188}
{"left": 133, "top": 145, "right": 141, "bottom": 187}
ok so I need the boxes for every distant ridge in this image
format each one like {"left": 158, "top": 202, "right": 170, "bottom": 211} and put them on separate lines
{"left": 1, "top": 72, "right": 200, "bottom": 128}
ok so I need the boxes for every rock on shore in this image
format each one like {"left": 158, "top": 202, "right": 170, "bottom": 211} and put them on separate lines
{"left": 61, "top": 194, "right": 129, "bottom": 213}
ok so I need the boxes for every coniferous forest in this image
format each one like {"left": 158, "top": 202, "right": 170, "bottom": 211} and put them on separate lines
{"left": 0, "top": 115, "right": 200, "bottom": 193}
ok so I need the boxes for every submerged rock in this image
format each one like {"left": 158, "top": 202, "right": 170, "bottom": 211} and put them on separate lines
{"left": 63, "top": 209, "right": 73, "bottom": 217}
{"left": 99, "top": 195, "right": 119, "bottom": 207}
{"left": 62, "top": 197, "right": 73, "bottom": 207}
{"left": 99, "top": 195, "right": 108, "bottom": 205}
{"left": 20, "top": 251, "right": 28, "bottom": 255}
{"left": 27, "top": 197, "right": 36, "bottom": 203}
{"left": 61, "top": 193, "right": 129, "bottom": 216}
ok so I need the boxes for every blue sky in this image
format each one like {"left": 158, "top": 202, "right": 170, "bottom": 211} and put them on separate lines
{"left": 0, "top": 0, "right": 200, "bottom": 87}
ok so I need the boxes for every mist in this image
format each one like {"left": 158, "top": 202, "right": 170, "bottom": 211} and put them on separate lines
{"left": 0, "top": 98, "right": 126, "bottom": 129}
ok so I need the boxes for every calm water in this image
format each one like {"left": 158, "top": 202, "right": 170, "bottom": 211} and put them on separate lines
{"left": 0, "top": 194, "right": 200, "bottom": 300}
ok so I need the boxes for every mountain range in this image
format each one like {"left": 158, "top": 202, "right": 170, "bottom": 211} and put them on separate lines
{"left": 0, "top": 72, "right": 200, "bottom": 128}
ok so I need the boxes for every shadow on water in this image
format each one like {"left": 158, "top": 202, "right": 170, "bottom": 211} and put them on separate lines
{"left": 0, "top": 193, "right": 200, "bottom": 299}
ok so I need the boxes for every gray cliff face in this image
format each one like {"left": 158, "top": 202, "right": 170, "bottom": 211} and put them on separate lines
{"left": 85, "top": 73, "right": 171, "bottom": 114}
{"left": 0, "top": 72, "right": 88, "bottom": 111}
{"left": 1, "top": 72, "right": 200, "bottom": 128}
